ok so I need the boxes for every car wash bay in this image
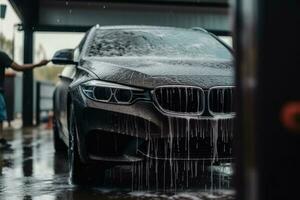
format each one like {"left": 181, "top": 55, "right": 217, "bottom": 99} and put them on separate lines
{"left": 3, "top": 0, "right": 300, "bottom": 199}
{"left": 0, "top": 0, "right": 236, "bottom": 199}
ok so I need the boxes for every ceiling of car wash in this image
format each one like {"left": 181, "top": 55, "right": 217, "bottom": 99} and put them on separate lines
{"left": 9, "top": 0, "right": 230, "bottom": 34}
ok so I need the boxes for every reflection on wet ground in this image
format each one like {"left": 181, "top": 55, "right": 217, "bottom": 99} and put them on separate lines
{"left": 0, "top": 125, "right": 235, "bottom": 200}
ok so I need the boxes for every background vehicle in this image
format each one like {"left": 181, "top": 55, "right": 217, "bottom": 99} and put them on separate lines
{"left": 52, "top": 25, "right": 235, "bottom": 184}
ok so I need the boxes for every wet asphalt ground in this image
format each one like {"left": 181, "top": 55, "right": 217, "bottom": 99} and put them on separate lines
{"left": 0, "top": 123, "right": 235, "bottom": 200}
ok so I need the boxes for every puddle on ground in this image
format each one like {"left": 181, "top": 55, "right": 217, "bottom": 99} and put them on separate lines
{"left": 0, "top": 128, "right": 235, "bottom": 200}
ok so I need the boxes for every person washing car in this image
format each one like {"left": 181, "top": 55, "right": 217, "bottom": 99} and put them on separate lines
{"left": 0, "top": 50, "right": 49, "bottom": 150}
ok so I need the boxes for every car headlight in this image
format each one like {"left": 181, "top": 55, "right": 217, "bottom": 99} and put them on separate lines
{"left": 81, "top": 80, "right": 151, "bottom": 104}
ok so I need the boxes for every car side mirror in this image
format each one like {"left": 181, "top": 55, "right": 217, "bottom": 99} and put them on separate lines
{"left": 52, "top": 49, "right": 77, "bottom": 65}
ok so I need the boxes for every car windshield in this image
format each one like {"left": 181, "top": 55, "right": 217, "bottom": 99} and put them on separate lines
{"left": 85, "top": 28, "right": 232, "bottom": 59}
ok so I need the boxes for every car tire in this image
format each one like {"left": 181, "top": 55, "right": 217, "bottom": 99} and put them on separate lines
{"left": 68, "top": 103, "right": 105, "bottom": 185}
{"left": 53, "top": 118, "right": 66, "bottom": 152}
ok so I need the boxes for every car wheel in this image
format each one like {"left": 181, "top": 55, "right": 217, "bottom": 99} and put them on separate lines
{"left": 53, "top": 118, "right": 66, "bottom": 152}
{"left": 68, "top": 103, "right": 105, "bottom": 185}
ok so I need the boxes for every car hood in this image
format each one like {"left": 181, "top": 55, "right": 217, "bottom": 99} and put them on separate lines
{"left": 80, "top": 57, "right": 234, "bottom": 89}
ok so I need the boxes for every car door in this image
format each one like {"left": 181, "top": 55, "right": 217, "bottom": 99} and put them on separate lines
{"left": 54, "top": 34, "right": 87, "bottom": 143}
{"left": 56, "top": 65, "right": 76, "bottom": 142}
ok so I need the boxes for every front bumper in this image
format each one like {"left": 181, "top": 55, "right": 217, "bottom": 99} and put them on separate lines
{"left": 71, "top": 87, "right": 234, "bottom": 164}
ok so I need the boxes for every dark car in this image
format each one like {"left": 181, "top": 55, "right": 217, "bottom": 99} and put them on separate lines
{"left": 52, "top": 25, "right": 235, "bottom": 184}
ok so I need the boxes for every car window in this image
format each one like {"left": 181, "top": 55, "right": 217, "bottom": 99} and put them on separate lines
{"left": 78, "top": 30, "right": 90, "bottom": 53}
{"left": 85, "top": 28, "right": 232, "bottom": 60}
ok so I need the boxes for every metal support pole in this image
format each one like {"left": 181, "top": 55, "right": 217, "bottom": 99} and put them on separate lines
{"left": 235, "top": 0, "right": 300, "bottom": 199}
{"left": 35, "top": 82, "right": 40, "bottom": 126}
{"left": 22, "top": 28, "right": 34, "bottom": 127}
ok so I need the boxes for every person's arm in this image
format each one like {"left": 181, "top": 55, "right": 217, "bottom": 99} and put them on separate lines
{"left": 10, "top": 59, "right": 49, "bottom": 72}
